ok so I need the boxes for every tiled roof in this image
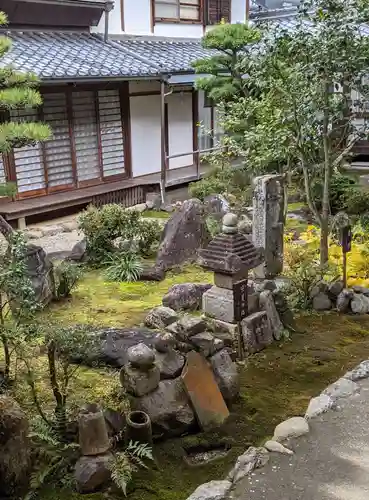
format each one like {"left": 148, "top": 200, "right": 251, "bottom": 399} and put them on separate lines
{"left": 1, "top": 31, "right": 159, "bottom": 80}
{"left": 110, "top": 37, "right": 216, "bottom": 73}
{"left": 0, "top": 30, "right": 215, "bottom": 81}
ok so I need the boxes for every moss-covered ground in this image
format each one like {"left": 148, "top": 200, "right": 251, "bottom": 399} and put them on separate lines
{"left": 36, "top": 280, "right": 369, "bottom": 500}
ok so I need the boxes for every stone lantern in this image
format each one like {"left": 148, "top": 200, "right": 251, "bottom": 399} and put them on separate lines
{"left": 198, "top": 213, "right": 263, "bottom": 324}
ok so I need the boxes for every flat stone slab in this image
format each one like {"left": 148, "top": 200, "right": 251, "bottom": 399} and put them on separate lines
{"left": 182, "top": 351, "right": 229, "bottom": 431}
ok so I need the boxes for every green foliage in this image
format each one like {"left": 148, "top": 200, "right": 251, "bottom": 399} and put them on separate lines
{"left": 25, "top": 417, "right": 80, "bottom": 500}
{"left": 109, "top": 441, "right": 154, "bottom": 497}
{"left": 189, "top": 166, "right": 252, "bottom": 209}
{"left": 54, "top": 261, "right": 83, "bottom": 299}
{"left": 104, "top": 251, "right": 143, "bottom": 282}
{"left": 0, "top": 181, "right": 16, "bottom": 197}
{"left": 194, "top": 23, "right": 262, "bottom": 102}
{"left": 78, "top": 204, "right": 162, "bottom": 264}
{"left": 206, "top": 215, "right": 221, "bottom": 238}
{"left": 0, "top": 13, "right": 51, "bottom": 154}
{"left": 0, "top": 231, "right": 39, "bottom": 387}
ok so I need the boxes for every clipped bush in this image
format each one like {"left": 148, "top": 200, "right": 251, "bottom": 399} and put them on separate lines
{"left": 78, "top": 204, "right": 162, "bottom": 264}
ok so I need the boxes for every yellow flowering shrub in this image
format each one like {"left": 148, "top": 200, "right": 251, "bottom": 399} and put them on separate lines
{"left": 284, "top": 226, "right": 369, "bottom": 288}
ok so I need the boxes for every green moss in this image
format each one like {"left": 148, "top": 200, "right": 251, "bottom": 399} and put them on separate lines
{"left": 144, "top": 210, "right": 170, "bottom": 219}
{"left": 285, "top": 216, "right": 308, "bottom": 233}
{"left": 44, "top": 265, "right": 213, "bottom": 328}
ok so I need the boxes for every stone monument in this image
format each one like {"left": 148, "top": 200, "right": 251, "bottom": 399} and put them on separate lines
{"left": 199, "top": 213, "right": 263, "bottom": 324}
{"left": 252, "top": 174, "right": 284, "bottom": 279}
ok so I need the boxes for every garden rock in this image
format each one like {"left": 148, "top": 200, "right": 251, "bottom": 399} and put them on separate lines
{"left": 156, "top": 349, "right": 185, "bottom": 379}
{"left": 146, "top": 192, "right": 162, "bottom": 210}
{"left": 75, "top": 328, "right": 160, "bottom": 368}
{"left": 238, "top": 217, "right": 252, "bottom": 235}
{"left": 75, "top": 453, "right": 112, "bottom": 493}
{"left": 120, "top": 363, "right": 160, "bottom": 397}
{"left": 186, "top": 480, "right": 232, "bottom": 500}
{"left": 155, "top": 332, "right": 177, "bottom": 353}
{"left": 327, "top": 280, "right": 344, "bottom": 298}
{"left": 25, "top": 244, "right": 54, "bottom": 304}
{"left": 156, "top": 198, "right": 211, "bottom": 270}
{"left": 171, "top": 315, "right": 207, "bottom": 341}
{"left": 162, "top": 283, "right": 212, "bottom": 311}
{"left": 336, "top": 288, "right": 354, "bottom": 313}
{"left": 351, "top": 293, "right": 369, "bottom": 314}
{"left": 312, "top": 292, "right": 332, "bottom": 311}
{"left": 67, "top": 238, "right": 87, "bottom": 262}
{"left": 322, "top": 377, "right": 359, "bottom": 401}
{"left": 204, "top": 194, "right": 230, "bottom": 221}
{"left": 78, "top": 404, "right": 110, "bottom": 456}
{"left": 210, "top": 349, "right": 239, "bottom": 403}
{"left": 259, "top": 290, "right": 284, "bottom": 340}
{"left": 130, "top": 378, "right": 196, "bottom": 438}
{"left": 352, "top": 285, "right": 369, "bottom": 296}
{"left": 103, "top": 408, "right": 126, "bottom": 435}
{"left": 190, "top": 332, "right": 216, "bottom": 357}
{"left": 305, "top": 394, "right": 334, "bottom": 420}
{"left": 264, "top": 440, "right": 293, "bottom": 455}
{"left": 310, "top": 281, "right": 328, "bottom": 298}
{"left": 214, "top": 338, "right": 225, "bottom": 352}
{"left": 273, "top": 417, "right": 309, "bottom": 442}
{"left": 139, "top": 264, "right": 166, "bottom": 281}
{"left": 0, "top": 396, "right": 30, "bottom": 497}
{"left": 228, "top": 447, "right": 269, "bottom": 483}
{"left": 145, "top": 306, "right": 179, "bottom": 329}
{"left": 344, "top": 360, "right": 369, "bottom": 381}
{"left": 272, "top": 290, "right": 297, "bottom": 331}
{"left": 127, "top": 343, "right": 155, "bottom": 370}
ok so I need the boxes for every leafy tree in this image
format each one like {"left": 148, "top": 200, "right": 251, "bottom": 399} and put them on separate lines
{"left": 0, "top": 231, "right": 39, "bottom": 387}
{"left": 0, "top": 12, "right": 50, "bottom": 236}
{"left": 196, "top": 0, "right": 369, "bottom": 264}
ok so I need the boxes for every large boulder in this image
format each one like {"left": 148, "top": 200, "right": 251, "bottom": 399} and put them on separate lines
{"left": 67, "top": 238, "right": 87, "bottom": 262}
{"left": 25, "top": 244, "right": 55, "bottom": 305}
{"left": 351, "top": 293, "right": 369, "bottom": 314}
{"left": 209, "top": 349, "right": 239, "bottom": 403}
{"left": 71, "top": 327, "right": 160, "bottom": 368}
{"left": 130, "top": 378, "right": 196, "bottom": 438}
{"left": 0, "top": 396, "right": 30, "bottom": 497}
{"left": 156, "top": 199, "right": 211, "bottom": 271}
{"left": 162, "top": 283, "right": 212, "bottom": 311}
{"left": 156, "top": 349, "right": 185, "bottom": 379}
{"left": 186, "top": 480, "right": 232, "bottom": 500}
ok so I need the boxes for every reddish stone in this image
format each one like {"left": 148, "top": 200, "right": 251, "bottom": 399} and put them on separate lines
{"left": 182, "top": 351, "right": 229, "bottom": 431}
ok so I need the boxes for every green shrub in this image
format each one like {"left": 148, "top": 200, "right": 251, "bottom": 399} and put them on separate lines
{"left": 104, "top": 252, "right": 143, "bottom": 282}
{"left": 78, "top": 204, "right": 162, "bottom": 264}
{"left": 189, "top": 166, "right": 234, "bottom": 201}
{"left": 54, "top": 261, "right": 83, "bottom": 299}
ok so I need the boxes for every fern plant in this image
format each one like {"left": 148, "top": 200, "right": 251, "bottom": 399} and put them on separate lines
{"left": 109, "top": 441, "right": 153, "bottom": 496}
{"left": 24, "top": 417, "right": 80, "bottom": 500}
{"left": 104, "top": 252, "right": 143, "bottom": 282}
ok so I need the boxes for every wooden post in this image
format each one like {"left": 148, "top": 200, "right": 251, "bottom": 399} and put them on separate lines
{"left": 341, "top": 224, "right": 352, "bottom": 288}
{"left": 343, "top": 249, "right": 347, "bottom": 288}
{"left": 160, "top": 78, "right": 166, "bottom": 204}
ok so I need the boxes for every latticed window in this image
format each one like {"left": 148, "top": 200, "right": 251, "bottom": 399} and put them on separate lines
{"left": 154, "top": 0, "right": 202, "bottom": 22}
{"left": 205, "top": 0, "right": 231, "bottom": 24}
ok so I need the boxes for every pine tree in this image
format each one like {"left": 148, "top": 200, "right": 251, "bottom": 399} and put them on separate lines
{"left": 0, "top": 12, "right": 51, "bottom": 236}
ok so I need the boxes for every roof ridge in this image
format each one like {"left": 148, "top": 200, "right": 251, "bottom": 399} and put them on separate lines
{"left": 104, "top": 36, "right": 163, "bottom": 73}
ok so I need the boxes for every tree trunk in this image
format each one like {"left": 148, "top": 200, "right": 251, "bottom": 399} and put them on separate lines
{"left": 321, "top": 80, "right": 331, "bottom": 266}
{"left": 0, "top": 215, "right": 14, "bottom": 240}
{"left": 47, "top": 341, "right": 67, "bottom": 440}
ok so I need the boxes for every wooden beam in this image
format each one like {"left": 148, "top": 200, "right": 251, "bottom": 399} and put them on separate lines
{"left": 38, "top": 106, "right": 49, "bottom": 191}
{"left": 66, "top": 87, "right": 78, "bottom": 187}
{"left": 120, "top": 81, "right": 132, "bottom": 178}
{"left": 120, "top": 0, "right": 125, "bottom": 31}
{"left": 192, "top": 89, "right": 200, "bottom": 178}
{"left": 160, "top": 79, "right": 167, "bottom": 194}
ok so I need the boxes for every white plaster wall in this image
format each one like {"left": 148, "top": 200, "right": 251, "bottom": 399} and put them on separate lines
{"left": 167, "top": 92, "right": 193, "bottom": 169}
{"left": 95, "top": 0, "right": 247, "bottom": 37}
{"left": 129, "top": 81, "right": 161, "bottom": 93}
{"left": 130, "top": 95, "right": 161, "bottom": 177}
{"left": 154, "top": 23, "right": 203, "bottom": 38}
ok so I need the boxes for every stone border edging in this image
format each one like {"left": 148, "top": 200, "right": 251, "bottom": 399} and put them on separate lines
{"left": 184, "top": 359, "right": 369, "bottom": 500}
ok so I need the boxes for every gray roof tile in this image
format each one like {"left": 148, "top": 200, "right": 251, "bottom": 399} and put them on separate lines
{"left": 110, "top": 37, "right": 215, "bottom": 73}
{"left": 0, "top": 30, "right": 216, "bottom": 81}
{"left": 1, "top": 31, "right": 158, "bottom": 80}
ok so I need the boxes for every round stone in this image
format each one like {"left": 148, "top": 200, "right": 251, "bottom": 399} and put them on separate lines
{"left": 127, "top": 343, "right": 155, "bottom": 370}
{"left": 222, "top": 213, "right": 238, "bottom": 234}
